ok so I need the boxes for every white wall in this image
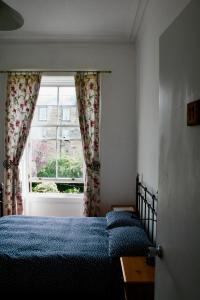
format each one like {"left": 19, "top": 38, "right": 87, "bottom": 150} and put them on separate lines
{"left": 0, "top": 42, "right": 136, "bottom": 215}
{"left": 135, "top": 0, "right": 190, "bottom": 191}
{"left": 157, "top": 1, "right": 200, "bottom": 299}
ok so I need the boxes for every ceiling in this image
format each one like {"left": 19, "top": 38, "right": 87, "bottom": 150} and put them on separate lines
{"left": 0, "top": 0, "right": 148, "bottom": 42}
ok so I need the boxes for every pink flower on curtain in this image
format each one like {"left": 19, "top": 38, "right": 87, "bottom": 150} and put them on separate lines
{"left": 75, "top": 73, "right": 101, "bottom": 217}
{"left": 4, "top": 72, "right": 41, "bottom": 215}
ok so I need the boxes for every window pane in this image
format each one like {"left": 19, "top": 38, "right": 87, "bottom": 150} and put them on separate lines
{"left": 38, "top": 107, "right": 47, "bottom": 121}
{"left": 59, "top": 87, "right": 76, "bottom": 105}
{"left": 37, "top": 87, "right": 57, "bottom": 105}
{"left": 57, "top": 140, "right": 83, "bottom": 178}
{"left": 31, "top": 139, "right": 56, "bottom": 178}
{"left": 58, "top": 127, "right": 81, "bottom": 140}
{"left": 30, "top": 127, "right": 57, "bottom": 139}
{"left": 33, "top": 105, "right": 58, "bottom": 125}
{"left": 58, "top": 139, "right": 83, "bottom": 157}
{"left": 46, "top": 105, "right": 58, "bottom": 125}
{"left": 58, "top": 106, "right": 79, "bottom": 125}
{"left": 62, "top": 107, "right": 70, "bottom": 121}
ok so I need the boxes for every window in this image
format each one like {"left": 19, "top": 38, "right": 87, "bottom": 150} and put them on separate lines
{"left": 62, "top": 106, "right": 71, "bottom": 121}
{"left": 38, "top": 106, "right": 47, "bottom": 121}
{"left": 28, "top": 76, "right": 84, "bottom": 194}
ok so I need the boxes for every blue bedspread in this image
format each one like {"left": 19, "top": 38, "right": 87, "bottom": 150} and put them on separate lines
{"left": 0, "top": 216, "right": 122, "bottom": 297}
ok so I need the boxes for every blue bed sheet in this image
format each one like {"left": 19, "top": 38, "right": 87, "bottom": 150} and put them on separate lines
{"left": 0, "top": 215, "right": 122, "bottom": 297}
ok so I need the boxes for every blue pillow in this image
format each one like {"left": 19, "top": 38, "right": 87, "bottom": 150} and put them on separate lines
{"left": 108, "top": 226, "right": 152, "bottom": 257}
{"left": 106, "top": 211, "right": 142, "bottom": 229}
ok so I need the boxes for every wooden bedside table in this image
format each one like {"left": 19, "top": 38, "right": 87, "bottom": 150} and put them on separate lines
{"left": 111, "top": 205, "right": 136, "bottom": 213}
{"left": 120, "top": 256, "right": 155, "bottom": 300}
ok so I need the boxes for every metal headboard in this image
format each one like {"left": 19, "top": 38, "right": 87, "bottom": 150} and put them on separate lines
{"left": 0, "top": 182, "right": 3, "bottom": 217}
{"left": 136, "top": 174, "right": 158, "bottom": 245}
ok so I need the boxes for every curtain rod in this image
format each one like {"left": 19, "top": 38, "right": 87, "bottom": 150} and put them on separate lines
{"left": 0, "top": 70, "right": 112, "bottom": 74}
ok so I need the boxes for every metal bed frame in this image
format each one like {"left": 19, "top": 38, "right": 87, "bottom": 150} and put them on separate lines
{"left": 0, "top": 182, "right": 3, "bottom": 217}
{"left": 136, "top": 174, "right": 158, "bottom": 245}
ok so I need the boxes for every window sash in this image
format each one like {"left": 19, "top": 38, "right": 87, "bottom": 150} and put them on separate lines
{"left": 31, "top": 178, "right": 83, "bottom": 183}
{"left": 28, "top": 81, "right": 83, "bottom": 189}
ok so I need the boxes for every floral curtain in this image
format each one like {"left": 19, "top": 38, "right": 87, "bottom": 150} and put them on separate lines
{"left": 4, "top": 72, "right": 41, "bottom": 215}
{"left": 75, "top": 72, "right": 101, "bottom": 217}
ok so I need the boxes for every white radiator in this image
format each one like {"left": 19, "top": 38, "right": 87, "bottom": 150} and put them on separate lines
{"left": 24, "top": 193, "right": 84, "bottom": 217}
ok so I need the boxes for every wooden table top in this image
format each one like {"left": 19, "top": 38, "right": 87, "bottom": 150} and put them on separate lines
{"left": 120, "top": 256, "right": 155, "bottom": 284}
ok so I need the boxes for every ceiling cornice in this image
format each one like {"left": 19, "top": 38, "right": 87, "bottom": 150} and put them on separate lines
{"left": 0, "top": 33, "right": 134, "bottom": 44}
{"left": 129, "top": 0, "right": 149, "bottom": 42}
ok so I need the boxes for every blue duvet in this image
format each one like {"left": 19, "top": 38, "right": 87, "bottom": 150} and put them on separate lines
{"left": 0, "top": 215, "right": 122, "bottom": 297}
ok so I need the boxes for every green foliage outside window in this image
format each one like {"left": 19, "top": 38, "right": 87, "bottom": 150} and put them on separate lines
{"left": 33, "top": 182, "right": 59, "bottom": 193}
{"left": 32, "top": 156, "right": 83, "bottom": 193}
{"left": 32, "top": 182, "right": 83, "bottom": 193}
{"left": 37, "top": 156, "right": 83, "bottom": 179}
{"left": 63, "top": 186, "right": 81, "bottom": 193}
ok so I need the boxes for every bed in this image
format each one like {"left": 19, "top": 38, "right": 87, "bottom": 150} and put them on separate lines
{"left": 0, "top": 175, "right": 157, "bottom": 297}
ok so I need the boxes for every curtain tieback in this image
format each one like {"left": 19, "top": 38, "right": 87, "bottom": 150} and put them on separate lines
{"left": 86, "top": 160, "right": 100, "bottom": 172}
{"left": 3, "top": 159, "right": 19, "bottom": 169}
